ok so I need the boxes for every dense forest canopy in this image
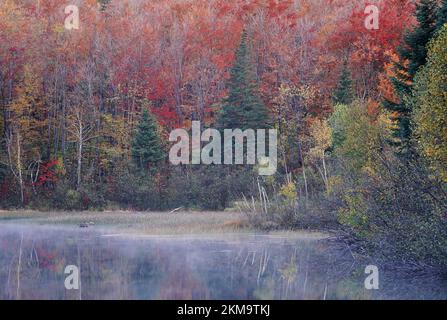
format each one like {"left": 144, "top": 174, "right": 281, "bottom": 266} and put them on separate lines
{"left": 0, "top": 0, "right": 415, "bottom": 195}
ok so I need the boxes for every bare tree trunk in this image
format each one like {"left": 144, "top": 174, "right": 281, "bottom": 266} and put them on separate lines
{"left": 62, "top": 89, "right": 67, "bottom": 155}
{"left": 298, "top": 141, "right": 308, "bottom": 201}
{"left": 77, "top": 118, "right": 83, "bottom": 190}
{"left": 302, "top": 165, "right": 308, "bottom": 201}
{"left": 16, "top": 132, "right": 24, "bottom": 205}
{"left": 322, "top": 151, "right": 329, "bottom": 194}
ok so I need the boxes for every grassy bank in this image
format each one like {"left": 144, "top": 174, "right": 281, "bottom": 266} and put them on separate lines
{"left": 0, "top": 210, "right": 328, "bottom": 238}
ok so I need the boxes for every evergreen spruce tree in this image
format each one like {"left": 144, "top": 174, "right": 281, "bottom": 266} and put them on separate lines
{"left": 97, "top": 0, "right": 111, "bottom": 11}
{"left": 384, "top": 0, "right": 438, "bottom": 146}
{"left": 217, "top": 32, "right": 270, "bottom": 130}
{"left": 132, "top": 109, "right": 165, "bottom": 169}
{"left": 332, "top": 66, "right": 353, "bottom": 105}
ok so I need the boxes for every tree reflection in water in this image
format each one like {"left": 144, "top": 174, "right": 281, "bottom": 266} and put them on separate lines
{"left": 0, "top": 224, "right": 446, "bottom": 300}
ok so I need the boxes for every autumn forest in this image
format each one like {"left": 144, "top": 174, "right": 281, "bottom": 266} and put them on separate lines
{"left": 1, "top": 0, "right": 447, "bottom": 270}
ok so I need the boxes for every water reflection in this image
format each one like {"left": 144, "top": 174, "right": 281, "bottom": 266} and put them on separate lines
{"left": 0, "top": 224, "right": 445, "bottom": 300}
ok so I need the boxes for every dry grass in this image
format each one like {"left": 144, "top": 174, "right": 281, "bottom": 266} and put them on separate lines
{"left": 0, "top": 210, "right": 330, "bottom": 239}
{"left": 0, "top": 210, "right": 255, "bottom": 235}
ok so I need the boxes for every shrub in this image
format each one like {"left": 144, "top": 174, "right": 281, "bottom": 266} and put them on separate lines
{"left": 64, "top": 189, "right": 82, "bottom": 210}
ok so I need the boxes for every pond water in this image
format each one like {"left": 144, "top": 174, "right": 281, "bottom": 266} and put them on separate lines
{"left": 0, "top": 223, "right": 446, "bottom": 300}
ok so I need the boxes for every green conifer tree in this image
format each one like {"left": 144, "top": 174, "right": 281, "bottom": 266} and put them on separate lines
{"left": 217, "top": 32, "right": 270, "bottom": 130}
{"left": 132, "top": 109, "right": 165, "bottom": 169}
{"left": 333, "top": 66, "right": 354, "bottom": 105}
{"left": 384, "top": 0, "right": 438, "bottom": 147}
{"left": 437, "top": 0, "right": 447, "bottom": 31}
{"left": 97, "top": 0, "right": 111, "bottom": 11}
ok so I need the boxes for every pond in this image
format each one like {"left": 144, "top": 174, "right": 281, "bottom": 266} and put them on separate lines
{"left": 0, "top": 223, "right": 446, "bottom": 300}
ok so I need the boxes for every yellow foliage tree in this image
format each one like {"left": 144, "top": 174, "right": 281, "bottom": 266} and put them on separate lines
{"left": 307, "top": 118, "right": 332, "bottom": 193}
{"left": 413, "top": 24, "right": 447, "bottom": 183}
{"left": 6, "top": 66, "right": 47, "bottom": 203}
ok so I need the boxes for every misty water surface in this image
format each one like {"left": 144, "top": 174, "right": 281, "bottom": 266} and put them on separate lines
{"left": 0, "top": 223, "right": 446, "bottom": 300}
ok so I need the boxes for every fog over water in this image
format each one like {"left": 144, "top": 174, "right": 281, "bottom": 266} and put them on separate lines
{"left": 0, "top": 223, "right": 446, "bottom": 300}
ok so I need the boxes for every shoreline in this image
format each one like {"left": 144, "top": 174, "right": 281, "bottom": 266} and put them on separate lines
{"left": 0, "top": 210, "right": 330, "bottom": 238}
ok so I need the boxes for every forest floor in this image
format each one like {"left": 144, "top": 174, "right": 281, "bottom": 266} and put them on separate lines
{"left": 0, "top": 210, "right": 329, "bottom": 238}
